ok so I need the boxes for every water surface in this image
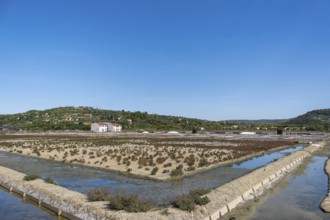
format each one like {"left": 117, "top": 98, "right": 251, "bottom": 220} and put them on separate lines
{"left": 0, "top": 188, "right": 57, "bottom": 220}
{"left": 248, "top": 155, "right": 330, "bottom": 220}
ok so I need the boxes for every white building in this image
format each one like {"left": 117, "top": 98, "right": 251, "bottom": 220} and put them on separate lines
{"left": 107, "top": 123, "right": 122, "bottom": 132}
{"left": 91, "top": 122, "right": 108, "bottom": 132}
{"left": 91, "top": 122, "right": 122, "bottom": 132}
{"left": 240, "top": 131, "right": 256, "bottom": 135}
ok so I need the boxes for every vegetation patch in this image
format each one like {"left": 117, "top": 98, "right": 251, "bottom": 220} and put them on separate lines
{"left": 87, "top": 188, "right": 111, "bottom": 201}
{"left": 108, "top": 195, "right": 154, "bottom": 212}
{"left": 23, "top": 174, "right": 39, "bottom": 181}
{"left": 44, "top": 177, "right": 59, "bottom": 185}
{"left": 172, "top": 189, "right": 211, "bottom": 211}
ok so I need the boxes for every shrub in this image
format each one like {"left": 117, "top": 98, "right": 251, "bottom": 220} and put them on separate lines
{"left": 194, "top": 196, "right": 210, "bottom": 205}
{"left": 172, "top": 189, "right": 211, "bottom": 211}
{"left": 108, "top": 195, "right": 153, "bottom": 212}
{"left": 171, "top": 195, "right": 195, "bottom": 211}
{"left": 87, "top": 188, "right": 110, "bottom": 201}
{"left": 150, "top": 167, "right": 159, "bottom": 175}
{"left": 198, "top": 158, "right": 210, "bottom": 167}
{"left": 44, "top": 177, "right": 59, "bottom": 185}
{"left": 164, "top": 162, "right": 172, "bottom": 168}
{"left": 190, "top": 189, "right": 210, "bottom": 196}
{"left": 23, "top": 174, "right": 39, "bottom": 181}
{"left": 170, "top": 164, "right": 183, "bottom": 177}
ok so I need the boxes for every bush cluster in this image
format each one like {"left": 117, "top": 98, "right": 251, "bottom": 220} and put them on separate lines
{"left": 108, "top": 195, "right": 154, "bottom": 212}
{"left": 170, "top": 164, "right": 183, "bottom": 177}
{"left": 23, "top": 174, "right": 39, "bottom": 181}
{"left": 172, "top": 189, "right": 210, "bottom": 211}
{"left": 44, "top": 177, "right": 59, "bottom": 185}
{"left": 87, "top": 188, "right": 111, "bottom": 201}
{"left": 87, "top": 189, "right": 154, "bottom": 212}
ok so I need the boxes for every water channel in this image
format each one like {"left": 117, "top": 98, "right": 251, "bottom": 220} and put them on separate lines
{"left": 223, "top": 146, "right": 330, "bottom": 220}
{"left": 0, "top": 188, "right": 57, "bottom": 220}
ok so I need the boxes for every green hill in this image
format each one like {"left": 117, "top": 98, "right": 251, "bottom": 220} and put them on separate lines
{"left": 1, "top": 107, "right": 328, "bottom": 132}
{"left": 0, "top": 106, "right": 226, "bottom": 131}
{"left": 284, "top": 109, "right": 330, "bottom": 131}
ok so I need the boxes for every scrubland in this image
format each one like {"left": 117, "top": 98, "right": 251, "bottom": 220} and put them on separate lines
{"left": 0, "top": 133, "right": 296, "bottom": 180}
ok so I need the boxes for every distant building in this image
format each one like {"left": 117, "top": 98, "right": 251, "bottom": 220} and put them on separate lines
{"left": 91, "top": 122, "right": 122, "bottom": 132}
{"left": 107, "top": 123, "right": 122, "bottom": 132}
{"left": 240, "top": 131, "right": 256, "bottom": 135}
{"left": 91, "top": 122, "right": 108, "bottom": 132}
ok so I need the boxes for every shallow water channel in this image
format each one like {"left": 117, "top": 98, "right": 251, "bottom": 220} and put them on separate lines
{"left": 0, "top": 145, "right": 305, "bottom": 219}
{"left": 247, "top": 152, "right": 330, "bottom": 220}
{"left": 222, "top": 147, "right": 330, "bottom": 220}
{"left": 0, "top": 188, "right": 57, "bottom": 220}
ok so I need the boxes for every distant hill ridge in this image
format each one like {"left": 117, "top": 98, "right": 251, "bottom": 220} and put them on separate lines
{"left": 0, "top": 106, "right": 329, "bottom": 131}
{"left": 284, "top": 109, "right": 330, "bottom": 131}
{"left": 0, "top": 106, "right": 228, "bottom": 131}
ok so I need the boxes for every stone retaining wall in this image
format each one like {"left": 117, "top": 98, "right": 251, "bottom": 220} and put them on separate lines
{"left": 0, "top": 166, "right": 117, "bottom": 220}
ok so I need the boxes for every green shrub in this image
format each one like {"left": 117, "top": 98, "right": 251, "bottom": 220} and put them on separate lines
{"left": 172, "top": 189, "right": 211, "bottom": 211}
{"left": 190, "top": 189, "right": 210, "bottom": 196}
{"left": 44, "top": 177, "right": 59, "bottom": 185}
{"left": 87, "top": 188, "right": 110, "bottom": 201}
{"left": 171, "top": 195, "right": 195, "bottom": 211}
{"left": 23, "top": 174, "right": 39, "bottom": 181}
{"left": 194, "top": 196, "right": 210, "bottom": 205}
{"left": 150, "top": 167, "right": 159, "bottom": 175}
{"left": 170, "top": 164, "right": 183, "bottom": 177}
{"left": 108, "top": 195, "right": 153, "bottom": 212}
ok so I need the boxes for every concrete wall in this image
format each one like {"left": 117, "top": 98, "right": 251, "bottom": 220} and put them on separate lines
{"left": 0, "top": 180, "right": 81, "bottom": 219}
{"left": 0, "top": 166, "right": 118, "bottom": 220}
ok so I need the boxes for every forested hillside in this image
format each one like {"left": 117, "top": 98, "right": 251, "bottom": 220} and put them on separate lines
{"left": 0, "top": 107, "right": 283, "bottom": 132}
{"left": 284, "top": 109, "right": 330, "bottom": 131}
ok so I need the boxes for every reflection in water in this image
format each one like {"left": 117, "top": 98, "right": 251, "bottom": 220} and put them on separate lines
{"left": 0, "top": 188, "right": 56, "bottom": 220}
{"left": 0, "top": 145, "right": 304, "bottom": 204}
{"left": 249, "top": 156, "right": 330, "bottom": 220}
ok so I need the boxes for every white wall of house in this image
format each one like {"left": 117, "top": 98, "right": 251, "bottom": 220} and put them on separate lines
{"left": 107, "top": 123, "right": 122, "bottom": 132}
{"left": 91, "top": 123, "right": 107, "bottom": 132}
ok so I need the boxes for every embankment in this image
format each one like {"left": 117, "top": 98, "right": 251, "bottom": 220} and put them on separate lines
{"left": 0, "top": 167, "right": 117, "bottom": 220}
{"left": 321, "top": 159, "right": 330, "bottom": 212}
{"left": 195, "top": 142, "right": 324, "bottom": 220}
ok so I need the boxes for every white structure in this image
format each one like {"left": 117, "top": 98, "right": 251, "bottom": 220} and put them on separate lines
{"left": 107, "top": 123, "right": 122, "bottom": 132}
{"left": 91, "top": 122, "right": 108, "bottom": 132}
{"left": 240, "top": 131, "right": 256, "bottom": 135}
{"left": 91, "top": 122, "right": 122, "bottom": 132}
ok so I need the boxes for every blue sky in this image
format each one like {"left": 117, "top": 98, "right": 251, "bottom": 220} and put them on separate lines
{"left": 0, "top": 0, "right": 329, "bottom": 120}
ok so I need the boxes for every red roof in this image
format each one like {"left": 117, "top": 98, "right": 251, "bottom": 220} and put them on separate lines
{"left": 111, "top": 123, "right": 121, "bottom": 127}
{"left": 95, "top": 122, "right": 107, "bottom": 126}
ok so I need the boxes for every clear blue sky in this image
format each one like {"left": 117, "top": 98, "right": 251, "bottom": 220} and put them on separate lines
{"left": 1, "top": 0, "right": 329, "bottom": 120}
